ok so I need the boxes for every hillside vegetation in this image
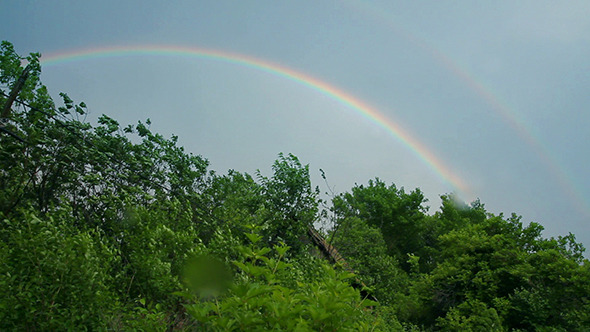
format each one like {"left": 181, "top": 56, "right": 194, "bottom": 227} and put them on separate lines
{"left": 1, "top": 41, "right": 589, "bottom": 331}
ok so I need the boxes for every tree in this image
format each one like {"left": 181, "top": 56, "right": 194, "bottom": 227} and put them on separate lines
{"left": 1, "top": 41, "right": 208, "bottom": 329}
{"left": 330, "top": 216, "right": 407, "bottom": 306}
{"left": 3, "top": 40, "right": 589, "bottom": 331}
{"left": 333, "top": 179, "right": 429, "bottom": 270}
{"left": 257, "top": 153, "right": 320, "bottom": 253}
{"left": 404, "top": 212, "right": 590, "bottom": 330}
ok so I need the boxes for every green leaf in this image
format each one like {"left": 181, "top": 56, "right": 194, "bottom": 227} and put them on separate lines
{"left": 245, "top": 232, "right": 262, "bottom": 244}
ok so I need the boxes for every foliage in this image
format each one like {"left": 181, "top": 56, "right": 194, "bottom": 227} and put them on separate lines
{"left": 333, "top": 179, "right": 430, "bottom": 270}
{"left": 397, "top": 211, "right": 590, "bottom": 330}
{"left": 0, "top": 209, "right": 118, "bottom": 330}
{"left": 257, "top": 153, "right": 320, "bottom": 254}
{"left": 330, "top": 217, "right": 408, "bottom": 306}
{"left": 181, "top": 228, "right": 382, "bottom": 331}
{"left": 332, "top": 178, "right": 590, "bottom": 331}
{"left": 436, "top": 299, "right": 503, "bottom": 331}
{"left": 113, "top": 201, "right": 201, "bottom": 304}
{"left": 1, "top": 41, "right": 589, "bottom": 331}
{"left": 0, "top": 41, "right": 207, "bottom": 329}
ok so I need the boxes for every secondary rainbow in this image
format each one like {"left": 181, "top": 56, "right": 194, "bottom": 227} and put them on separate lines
{"left": 40, "top": 45, "right": 470, "bottom": 195}
{"left": 343, "top": 0, "right": 589, "bottom": 215}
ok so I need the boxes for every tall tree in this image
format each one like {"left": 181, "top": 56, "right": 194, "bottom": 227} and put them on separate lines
{"left": 257, "top": 153, "right": 320, "bottom": 253}
{"left": 333, "top": 178, "right": 429, "bottom": 270}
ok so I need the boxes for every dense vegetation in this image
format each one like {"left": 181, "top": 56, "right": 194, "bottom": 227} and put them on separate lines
{"left": 1, "top": 41, "right": 589, "bottom": 330}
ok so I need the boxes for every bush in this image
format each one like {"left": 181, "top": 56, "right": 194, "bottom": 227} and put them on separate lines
{"left": 181, "top": 228, "right": 383, "bottom": 331}
{"left": 0, "top": 209, "right": 118, "bottom": 330}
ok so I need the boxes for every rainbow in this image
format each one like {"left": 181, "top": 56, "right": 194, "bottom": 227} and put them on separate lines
{"left": 343, "top": 0, "right": 590, "bottom": 216}
{"left": 40, "top": 45, "right": 470, "bottom": 195}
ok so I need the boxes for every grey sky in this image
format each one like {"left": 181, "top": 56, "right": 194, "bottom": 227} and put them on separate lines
{"left": 2, "top": 1, "right": 589, "bottom": 248}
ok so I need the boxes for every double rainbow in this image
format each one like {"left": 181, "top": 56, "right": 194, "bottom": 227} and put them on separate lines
{"left": 342, "top": 0, "right": 589, "bottom": 216}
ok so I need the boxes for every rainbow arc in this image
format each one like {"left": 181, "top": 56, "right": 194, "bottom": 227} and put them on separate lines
{"left": 41, "top": 45, "right": 470, "bottom": 195}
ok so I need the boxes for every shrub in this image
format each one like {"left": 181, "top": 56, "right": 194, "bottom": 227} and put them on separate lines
{"left": 0, "top": 209, "right": 118, "bottom": 330}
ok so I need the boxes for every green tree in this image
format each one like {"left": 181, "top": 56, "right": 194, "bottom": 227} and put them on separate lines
{"left": 404, "top": 212, "right": 590, "bottom": 330}
{"left": 436, "top": 299, "right": 503, "bottom": 331}
{"left": 1, "top": 41, "right": 207, "bottom": 329}
{"left": 200, "top": 170, "right": 265, "bottom": 244}
{"left": 333, "top": 179, "right": 429, "bottom": 270}
{"left": 330, "top": 216, "right": 407, "bottom": 306}
{"left": 257, "top": 153, "right": 320, "bottom": 253}
{"left": 3, "top": 40, "right": 589, "bottom": 331}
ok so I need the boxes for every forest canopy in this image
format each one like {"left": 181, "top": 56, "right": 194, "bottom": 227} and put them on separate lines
{"left": 1, "top": 41, "right": 589, "bottom": 331}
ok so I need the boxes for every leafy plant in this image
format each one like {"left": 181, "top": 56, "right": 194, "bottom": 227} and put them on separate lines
{"left": 0, "top": 210, "right": 118, "bottom": 330}
{"left": 181, "top": 227, "right": 382, "bottom": 331}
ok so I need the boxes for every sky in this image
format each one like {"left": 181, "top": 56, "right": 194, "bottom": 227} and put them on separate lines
{"left": 2, "top": 1, "right": 589, "bottom": 248}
